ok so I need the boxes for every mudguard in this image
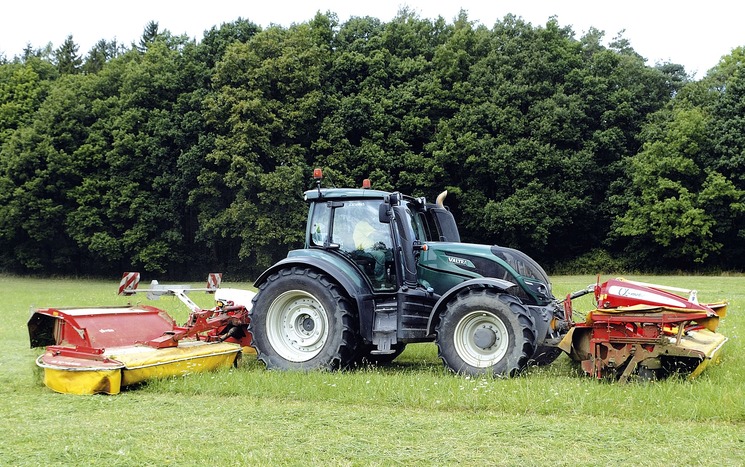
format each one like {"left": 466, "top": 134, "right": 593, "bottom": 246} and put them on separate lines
{"left": 254, "top": 249, "right": 374, "bottom": 313}
{"left": 425, "top": 278, "right": 518, "bottom": 335}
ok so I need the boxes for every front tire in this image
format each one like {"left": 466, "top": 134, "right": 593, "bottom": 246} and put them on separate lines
{"left": 436, "top": 289, "right": 537, "bottom": 377}
{"left": 250, "top": 267, "right": 358, "bottom": 370}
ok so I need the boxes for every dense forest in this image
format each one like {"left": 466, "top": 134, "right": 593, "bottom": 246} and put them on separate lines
{"left": 1, "top": 11, "right": 744, "bottom": 279}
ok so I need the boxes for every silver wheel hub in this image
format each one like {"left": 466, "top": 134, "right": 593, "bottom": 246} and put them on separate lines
{"left": 266, "top": 290, "right": 329, "bottom": 362}
{"left": 473, "top": 327, "right": 498, "bottom": 349}
{"left": 453, "top": 310, "right": 510, "bottom": 368}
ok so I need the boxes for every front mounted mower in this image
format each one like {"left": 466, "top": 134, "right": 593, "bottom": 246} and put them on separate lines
{"left": 560, "top": 277, "right": 728, "bottom": 382}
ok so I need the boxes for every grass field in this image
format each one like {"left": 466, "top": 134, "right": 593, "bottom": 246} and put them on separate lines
{"left": 1, "top": 274, "right": 744, "bottom": 466}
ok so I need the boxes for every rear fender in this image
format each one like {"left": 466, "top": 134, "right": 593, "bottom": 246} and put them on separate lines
{"left": 253, "top": 254, "right": 372, "bottom": 313}
{"left": 426, "top": 278, "right": 517, "bottom": 335}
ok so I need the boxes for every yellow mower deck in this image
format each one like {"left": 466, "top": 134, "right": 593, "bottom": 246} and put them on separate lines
{"left": 28, "top": 301, "right": 247, "bottom": 395}
{"left": 37, "top": 341, "right": 242, "bottom": 395}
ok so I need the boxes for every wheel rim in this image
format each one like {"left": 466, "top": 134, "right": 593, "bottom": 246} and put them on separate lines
{"left": 265, "top": 290, "right": 329, "bottom": 362}
{"left": 453, "top": 310, "right": 510, "bottom": 368}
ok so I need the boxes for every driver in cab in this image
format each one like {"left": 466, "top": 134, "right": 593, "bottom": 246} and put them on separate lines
{"left": 353, "top": 220, "right": 389, "bottom": 279}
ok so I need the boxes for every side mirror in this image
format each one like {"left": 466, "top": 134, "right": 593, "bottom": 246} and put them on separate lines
{"left": 379, "top": 203, "right": 391, "bottom": 224}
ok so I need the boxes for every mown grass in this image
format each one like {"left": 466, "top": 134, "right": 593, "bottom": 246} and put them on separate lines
{"left": 1, "top": 274, "right": 744, "bottom": 466}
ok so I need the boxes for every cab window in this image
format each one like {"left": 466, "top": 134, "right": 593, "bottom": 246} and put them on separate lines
{"left": 336, "top": 201, "right": 395, "bottom": 291}
{"left": 309, "top": 203, "right": 330, "bottom": 247}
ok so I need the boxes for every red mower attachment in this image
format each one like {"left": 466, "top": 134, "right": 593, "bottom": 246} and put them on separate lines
{"left": 29, "top": 273, "right": 255, "bottom": 395}
{"left": 559, "top": 278, "right": 728, "bottom": 382}
{"left": 115, "top": 272, "right": 254, "bottom": 348}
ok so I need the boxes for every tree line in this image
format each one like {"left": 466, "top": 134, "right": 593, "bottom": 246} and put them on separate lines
{"left": 1, "top": 11, "right": 744, "bottom": 279}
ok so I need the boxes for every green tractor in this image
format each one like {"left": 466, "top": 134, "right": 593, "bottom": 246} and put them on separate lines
{"left": 249, "top": 170, "right": 569, "bottom": 376}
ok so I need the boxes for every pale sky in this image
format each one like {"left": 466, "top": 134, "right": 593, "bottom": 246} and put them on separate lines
{"left": 2, "top": 1, "right": 743, "bottom": 77}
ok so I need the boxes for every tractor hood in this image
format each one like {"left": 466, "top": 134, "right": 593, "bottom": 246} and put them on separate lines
{"left": 417, "top": 242, "right": 554, "bottom": 306}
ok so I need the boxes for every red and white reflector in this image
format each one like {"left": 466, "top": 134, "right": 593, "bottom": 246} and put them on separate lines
{"left": 207, "top": 273, "right": 222, "bottom": 292}
{"left": 118, "top": 272, "right": 141, "bottom": 295}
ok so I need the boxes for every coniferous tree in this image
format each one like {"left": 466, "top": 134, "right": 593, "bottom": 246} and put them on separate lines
{"left": 54, "top": 35, "right": 82, "bottom": 74}
{"left": 138, "top": 21, "right": 160, "bottom": 51}
{"left": 83, "top": 39, "right": 119, "bottom": 73}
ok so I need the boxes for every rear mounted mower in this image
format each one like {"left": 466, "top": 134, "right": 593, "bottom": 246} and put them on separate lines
{"left": 28, "top": 273, "right": 254, "bottom": 395}
{"left": 559, "top": 277, "right": 728, "bottom": 382}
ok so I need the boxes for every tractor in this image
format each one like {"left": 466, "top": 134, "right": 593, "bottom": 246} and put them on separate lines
{"left": 249, "top": 169, "right": 568, "bottom": 376}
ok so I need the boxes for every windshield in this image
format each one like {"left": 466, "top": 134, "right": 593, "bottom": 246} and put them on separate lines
{"left": 308, "top": 199, "right": 396, "bottom": 291}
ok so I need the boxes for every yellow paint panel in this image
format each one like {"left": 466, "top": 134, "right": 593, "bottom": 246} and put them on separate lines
{"left": 38, "top": 341, "right": 241, "bottom": 395}
{"left": 119, "top": 343, "right": 240, "bottom": 386}
{"left": 42, "top": 366, "right": 122, "bottom": 395}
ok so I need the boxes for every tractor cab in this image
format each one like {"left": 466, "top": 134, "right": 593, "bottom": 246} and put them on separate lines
{"left": 303, "top": 177, "right": 552, "bottom": 307}
{"left": 304, "top": 180, "right": 459, "bottom": 295}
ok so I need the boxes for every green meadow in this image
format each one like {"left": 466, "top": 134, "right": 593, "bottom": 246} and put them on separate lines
{"left": 1, "top": 275, "right": 743, "bottom": 466}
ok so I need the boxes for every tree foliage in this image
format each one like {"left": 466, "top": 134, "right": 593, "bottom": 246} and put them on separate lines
{"left": 0, "top": 13, "right": 743, "bottom": 277}
{"left": 54, "top": 35, "right": 83, "bottom": 75}
{"left": 608, "top": 48, "right": 745, "bottom": 270}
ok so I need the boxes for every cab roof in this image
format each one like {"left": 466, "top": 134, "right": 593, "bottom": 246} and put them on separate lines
{"left": 304, "top": 187, "right": 390, "bottom": 202}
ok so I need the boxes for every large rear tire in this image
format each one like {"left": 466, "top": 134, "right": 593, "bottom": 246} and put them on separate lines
{"left": 250, "top": 267, "right": 357, "bottom": 370}
{"left": 436, "top": 289, "right": 537, "bottom": 377}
